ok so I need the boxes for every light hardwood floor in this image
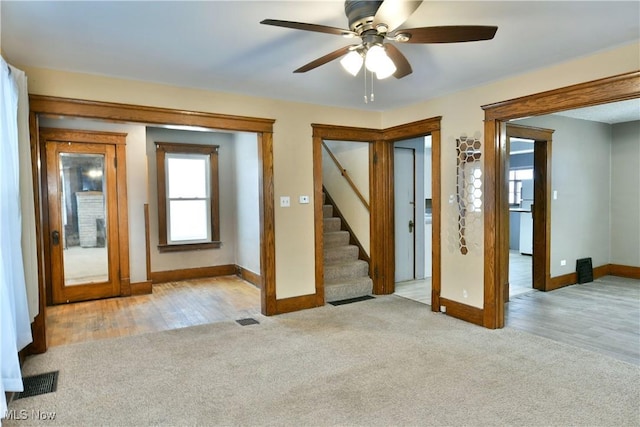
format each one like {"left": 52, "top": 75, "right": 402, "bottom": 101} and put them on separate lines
{"left": 394, "top": 278, "right": 432, "bottom": 305}
{"left": 46, "top": 275, "right": 261, "bottom": 347}
{"left": 509, "top": 250, "right": 533, "bottom": 297}
{"left": 506, "top": 275, "right": 640, "bottom": 365}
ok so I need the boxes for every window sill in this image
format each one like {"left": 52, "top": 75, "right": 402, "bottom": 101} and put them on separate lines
{"left": 158, "top": 241, "right": 222, "bottom": 253}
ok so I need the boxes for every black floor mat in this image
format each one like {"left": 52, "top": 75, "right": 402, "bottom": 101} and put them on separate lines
{"left": 236, "top": 318, "right": 260, "bottom": 326}
{"left": 14, "top": 371, "right": 59, "bottom": 399}
{"left": 328, "top": 295, "right": 375, "bottom": 306}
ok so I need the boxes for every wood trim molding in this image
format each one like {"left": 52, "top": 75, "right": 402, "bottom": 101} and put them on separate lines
{"left": 483, "top": 71, "right": 640, "bottom": 121}
{"left": 312, "top": 131, "right": 326, "bottom": 307}
{"left": 30, "top": 95, "right": 275, "bottom": 133}
{"left": 608, "top": 264, "right": 640, "bottom": 279}
{"left": 547, "top": 264, "right": 611, "bottom": 291}
{"left": 150, "top": 265, "right": 236, "bottom": 284}
{"left": 237, "top": 266, "right": 262, "bottom": 289}
{"left": 144, "top": 204, "right": 152, "bottom": 281}
{"left": 439, "top": 297, "right": 484, "bottom": 327}
{"left": 382, "top": 117, "right": 442, "bottom": 141}
{"left": 130, "top": 281, "right": 152, "bottom": 295}
{"left": 274, "top": 293, "right": 319, "bottom": 315}
{"left": 483, "top": 71, "right": 640, "bottom": 329}
{"left": 258, "top": 131, "right": 277, "bottom": 315}
{"left": 430, "top": 129, "right": 442, "bottom": 312}
{"left": 312, "top": 123, "right": 382, "bottom": 141}
{"left": 38, "top": 128, "right": 127, "bottom": 144}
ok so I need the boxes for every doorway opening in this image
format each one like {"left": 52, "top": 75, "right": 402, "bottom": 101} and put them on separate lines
{"left": 312, "top": 118, "right": 441, "bottom": 309}
{"left": 28, "top": 96, "right": 276, "bottom": 354}
{"left": 393, "top": 135, "right": 432, "bottom": 305}
{"left": 482, "top": 71, "right": 639, "bottom": 329}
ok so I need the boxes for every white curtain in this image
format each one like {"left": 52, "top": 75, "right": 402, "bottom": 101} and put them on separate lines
{"left": 1, "top": 56, "right": 33, "bottom": 417}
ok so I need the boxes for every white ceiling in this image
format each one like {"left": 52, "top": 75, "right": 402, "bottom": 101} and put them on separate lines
{"left": 2, "top": 1, "right": 639, "bottom": 112}
{"left": 553, "top": 99, "right": 640, "bottom": 124}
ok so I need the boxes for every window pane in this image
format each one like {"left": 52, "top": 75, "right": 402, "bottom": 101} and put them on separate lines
{"left": 515, "top": 169, "right": 533, "bottom": 180}
{"left": 169, "top": 200, "right": 209, "bottom": 241}
{"left": 508, "top": 181, "right": 515, "bottom": 204}
{"left": 167, "top": 156, "right": 207, "bottom": 198}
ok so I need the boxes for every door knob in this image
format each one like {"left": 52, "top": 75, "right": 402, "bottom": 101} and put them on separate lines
{"left": 52, "top": 230, "right": 60, "bottom": 245}
{"left": 408, "top": 220, "right": 414, "bottom": 233}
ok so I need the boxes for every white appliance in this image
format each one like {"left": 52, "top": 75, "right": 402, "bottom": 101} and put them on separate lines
{"left": 519, "top": 180, "right": 533, "bottom": 255}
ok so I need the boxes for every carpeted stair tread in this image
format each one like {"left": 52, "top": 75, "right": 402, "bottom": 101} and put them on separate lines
{"left": 324, "top": 230, "right": 350, "bottom": 248}
{"left": 322, "top": 191, "right": 373, "bottom": 303}
{"left": 324, "top": 245, "right": 359, "bottom": 263}
{"left": 325, "top": 276, "right": 373, "bottom": 302}
{"left": 324, "top": 259, "right": 369, "bottom": 281}
{"left": 323, "top": 217, "right": 341, "bottom": 232}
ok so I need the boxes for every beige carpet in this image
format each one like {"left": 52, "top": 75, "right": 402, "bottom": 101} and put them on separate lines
{"left": 5, "top": 295, "right": 639, "bottom": 426}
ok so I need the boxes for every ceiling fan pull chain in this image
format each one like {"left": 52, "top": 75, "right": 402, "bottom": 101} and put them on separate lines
{"left": 371, "top": 71, "right": 375, "bottom": 102}
{"left": 363, "top": 67, "right": 368, "bottom": 103}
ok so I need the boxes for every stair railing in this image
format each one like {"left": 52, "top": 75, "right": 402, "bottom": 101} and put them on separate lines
{"left": 322, "top": 141, "right": 370, "bottom": 212}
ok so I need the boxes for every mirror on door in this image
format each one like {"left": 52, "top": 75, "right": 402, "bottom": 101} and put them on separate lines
{"left": 59, "top": 153, "right": 109, "bottom": 286}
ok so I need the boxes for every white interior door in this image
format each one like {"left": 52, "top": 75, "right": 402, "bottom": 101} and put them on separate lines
{"left": 394, "top": 147, "right": 415, "bottom": 282}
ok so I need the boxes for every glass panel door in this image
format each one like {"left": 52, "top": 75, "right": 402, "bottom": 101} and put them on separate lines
{"left": 46, "top": 140, "right": 120, "bottom": 304}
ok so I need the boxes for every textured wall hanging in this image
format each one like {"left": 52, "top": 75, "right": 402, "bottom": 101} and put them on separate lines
{"left": 453, "top": 136, "right": 483, "bottom": 255}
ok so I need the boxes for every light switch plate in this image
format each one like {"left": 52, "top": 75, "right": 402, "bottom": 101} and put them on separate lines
{"left": 299, "top": 195, "right": 310, "bottom": 204}
{"left": 280, "top": 196, "right": 290, "bottom": 207}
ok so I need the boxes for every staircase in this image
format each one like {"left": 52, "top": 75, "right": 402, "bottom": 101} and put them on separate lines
{"left": 323, "top": 193, "right": 373, "bottom": 302}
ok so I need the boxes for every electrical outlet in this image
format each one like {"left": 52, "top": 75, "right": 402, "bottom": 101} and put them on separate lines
{"left": 299, "top": 195, "right": 310, "bottom": 204}
{"left": 463, "top": 289, "right": 468, "bottom": 298}
{"left": 280, "top": 196, "right": 290, "bottom": 208}
{"left": 560, "top": 259, "right": 566, "bottom": 266}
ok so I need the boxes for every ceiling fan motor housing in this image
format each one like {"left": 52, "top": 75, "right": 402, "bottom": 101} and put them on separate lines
{"left": 344, "top": 0, "right": 383, "bottom": 34}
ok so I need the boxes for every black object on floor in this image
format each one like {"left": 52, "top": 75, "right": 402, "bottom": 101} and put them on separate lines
{"left": 329, "top": 295, "right": 375, "bottom": 306}
{"left": 576, "top": 257, "right": 593, "bottom": 284}
{"left": 14, "top": 371, "right": 59, "bottom": 399}
{"left": 236, "top": 318, "right": 260, "bottom": 326}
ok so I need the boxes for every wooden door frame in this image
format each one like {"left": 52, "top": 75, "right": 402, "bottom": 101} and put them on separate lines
{"left": 40, "top": 129, "right": 128, "bottom": 304}
{"left": 504, "top": 124, "right": 553, "bottom": 301}
{"left": 27, "top": 95, "right": 276, "bottom": 354}
{"left": 312, "top": 117, "right": 442, "bottom": 310}
{"left": 482, "top": 71, "right": 640, "bottom": 329}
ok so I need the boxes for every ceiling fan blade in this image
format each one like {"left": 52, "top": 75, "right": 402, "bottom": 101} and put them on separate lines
{"left": 294, "top": 45, "right": 354, "bottom": 73}
{"left": 261, "top": 19, "right": 356, "bottom": 37}
{"left": 385, "top": 44, "right": 412, "bottom": 79}
{"left": 395, "top": 25, "right": 498, "bottom": 44}
{"left": 373, "top": 0, "right": 423, "bottom": 33}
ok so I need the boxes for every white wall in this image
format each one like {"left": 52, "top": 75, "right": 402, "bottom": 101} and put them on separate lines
{"left": 611, "top": 120, "right": 640, "bottom": 267}
{"left": 233, "top": 132, "right": 261, "bottom": 275}
{"left": 20, "top": 41, "right": 640, "bottom": 307}
{"left": 39, "top": 117, "right": 149, "bottom": 284}
{"left": 322, "top": 140, "right": 370, "bottom": 254}
{"left": 515, "top": 115, "right": 613, "bottom": 276}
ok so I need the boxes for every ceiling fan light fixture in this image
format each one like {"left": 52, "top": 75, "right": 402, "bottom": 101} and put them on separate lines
{"left": 340, "top": 50, "right": 364, "bottom": 76}
{"left": 365, "top": 44, "right": 396, "bottom": 79}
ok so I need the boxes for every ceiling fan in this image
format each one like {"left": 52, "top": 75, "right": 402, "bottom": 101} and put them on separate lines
{"left": 261, "top": 0, "right": 498, "bottom": 80}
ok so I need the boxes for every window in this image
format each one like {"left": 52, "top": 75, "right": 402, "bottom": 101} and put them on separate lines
{"left": 156, "top": 142, "right": 220, "bottom": 251}
{"left": 508, "top": 168, "right": 533, "bottom": 205}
